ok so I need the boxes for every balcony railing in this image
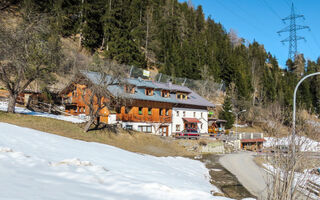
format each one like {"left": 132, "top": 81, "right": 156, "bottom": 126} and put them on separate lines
{"left": 117, "top": 114, "right": 172, "bottom": 123}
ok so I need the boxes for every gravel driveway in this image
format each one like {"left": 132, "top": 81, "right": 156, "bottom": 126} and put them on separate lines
{"left": 219, "top": 152, "right": 268, "bottom": 200}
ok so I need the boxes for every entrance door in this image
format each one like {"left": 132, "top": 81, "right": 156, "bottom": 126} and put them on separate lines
{"left": 160, "top": 126, "right": 168, "bottom": 136}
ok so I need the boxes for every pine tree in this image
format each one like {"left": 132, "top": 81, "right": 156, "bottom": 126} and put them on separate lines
{"left": 219, "top": 96, "right": 235, "bottom": 129}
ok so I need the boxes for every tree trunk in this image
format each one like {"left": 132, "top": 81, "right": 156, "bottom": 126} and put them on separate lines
{"left": 48, "top": 103, "right": 52, "bottom": 114}
{"left": 7, "top": 93, "right": 17, "bottom": 113}
{"left": 94, "top": 116, "right": 101, "bottom": 129}
{"left": 84, "top": 117, "right": 95, "bottom": 132}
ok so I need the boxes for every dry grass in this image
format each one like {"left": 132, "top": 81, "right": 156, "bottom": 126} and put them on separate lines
{"left": 253, "top": 154, "right": 268, "bottom": 168}
{"left": 0, "top": 111, "right": 196, "bottom": 157}
{"left": 231, "top": 125, "right": 264, "bottom": 133}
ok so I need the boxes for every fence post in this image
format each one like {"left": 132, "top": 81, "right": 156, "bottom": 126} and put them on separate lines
{"left": 129, "top": 66, "right": 133, "bottom": 78}
{"left": 157, "top": 73, "right": 162, "bottom": 82}
{"left": 182, "top": 78, "right": 187, "bottom": 86}
{"left": 219, "top": 80, "right": 224, "bottom": 91}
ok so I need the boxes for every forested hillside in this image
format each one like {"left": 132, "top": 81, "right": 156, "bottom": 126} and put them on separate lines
{"left": 2, "top": 0, "right": 320, "bottom": 117}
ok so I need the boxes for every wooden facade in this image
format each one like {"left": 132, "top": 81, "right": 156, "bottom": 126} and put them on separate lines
{"left": 62, "top": 84, "right": 172, "bottom": 124}
{"left": 60, "top": 71, "right": 214, "bottom": 136}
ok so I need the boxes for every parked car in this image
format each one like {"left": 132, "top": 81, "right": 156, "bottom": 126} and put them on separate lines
{"left": 175, "top": 129, "right": 200, "bottom": 139}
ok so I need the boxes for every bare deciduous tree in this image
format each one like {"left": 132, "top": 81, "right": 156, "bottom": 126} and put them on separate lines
{"left": 77, "top": 59, "right": 128, "bottom": 132}
{"left": 0, "top": 5, "right": 62, "bottom": 113}
{"left": 262, "top": 107, "right": 319, "bottom": 199}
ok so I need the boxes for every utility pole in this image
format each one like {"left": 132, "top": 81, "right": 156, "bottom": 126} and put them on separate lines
{"left": 277, "top": 3, "right": 309, "bottom": 61}
{"left": 229, "top": 110, "right": 246, "bottom": 134}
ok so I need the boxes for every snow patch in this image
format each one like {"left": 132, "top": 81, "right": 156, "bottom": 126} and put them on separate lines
{"left": 263, "top": 163, "right": 320, "bottom": 199}
{"left": 53, "top": 158, "right": 93, "bottom": 167}
{"left": 264, "top": 136, "right": 320, "bottom": 152}
{"left": 0, "top": 147, "right": 13, "bottom": 152}
{"left": 0, "top": 101, "right": 85, "bottom": 123}
{"left": 211, "top": 168, "right": 223, "bottom": 172}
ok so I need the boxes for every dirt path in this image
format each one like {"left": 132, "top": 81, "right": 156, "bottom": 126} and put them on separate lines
{"left": 219, "top": 152, "right": 268, "bottom": 200}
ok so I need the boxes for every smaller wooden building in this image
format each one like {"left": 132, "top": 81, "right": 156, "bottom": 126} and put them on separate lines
{"left": 240, "top": 138, "right": 266, "bottom": 151}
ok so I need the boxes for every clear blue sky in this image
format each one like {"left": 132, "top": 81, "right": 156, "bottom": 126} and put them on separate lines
{"left": 179, "top": 0, "right": 320, "bottom": 68}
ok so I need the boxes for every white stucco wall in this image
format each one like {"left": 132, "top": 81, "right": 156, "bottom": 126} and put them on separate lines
{"left": 108, "top": 114, "right": 117, "bottom": 124}
{"left": 172, "top": 107, "right": 208, "bottom": 134}
{"left": 121, "top": 122, "right": 172, "bottom": 136}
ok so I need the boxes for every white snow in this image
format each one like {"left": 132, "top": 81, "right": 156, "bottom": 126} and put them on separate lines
{"left": 264, "top": 136, "right": 320, "bottom": 152}
{"left": 263, "top": 163, "right": 320, "bottom": 199}
{"left": 0, "top": 101, "right": 85, "bottom": 123}
{"left": 234, "top": 124, "right": 248, "bottom": 128}
{"left": 0, "top": 122, "right": 232, "bottom": 200}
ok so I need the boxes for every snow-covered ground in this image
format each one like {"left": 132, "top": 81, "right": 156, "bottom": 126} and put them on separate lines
{"left": 0, "top": 101, "right": 85, "bottom": 123}
{"left": 234, "top": 124, "right": 248, "bottom": 128}
{"left": 264, "top": 136, "right": 320, "bottom": 152}
{"left": 0, "top": 122, "right": 233, "bottom": 200}
{"left": 263, "top": 163, "right": 320, "bottom": 199}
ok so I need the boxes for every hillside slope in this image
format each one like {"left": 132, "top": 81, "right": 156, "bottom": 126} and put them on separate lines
{"left": 0, "top": 122, "right": 233, "bottom": 200}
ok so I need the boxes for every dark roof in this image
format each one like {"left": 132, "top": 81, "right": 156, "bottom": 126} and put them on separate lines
{"left": 81, "top": 71, "right": 215, "bottom": 108}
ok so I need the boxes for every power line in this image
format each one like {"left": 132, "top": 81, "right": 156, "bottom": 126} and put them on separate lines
{"left": 309, "top": 31, "right": 320, "bottom": 53}
{"left": 214, "top": 0, "right": 266, "bottom": 36}
{"left": 230, "top": 0, "right": 254, "bottom": 20}
{"left": 260, "top": 0, "right": 283, "bottom": 20}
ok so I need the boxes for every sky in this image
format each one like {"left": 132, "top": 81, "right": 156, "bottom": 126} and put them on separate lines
{"left": 179, "top": 0, "right": 320, "bottom": 68}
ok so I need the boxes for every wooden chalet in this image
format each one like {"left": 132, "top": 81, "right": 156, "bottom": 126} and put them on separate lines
{"left": 60, "top": 71, "right": 215, "bottom": 136}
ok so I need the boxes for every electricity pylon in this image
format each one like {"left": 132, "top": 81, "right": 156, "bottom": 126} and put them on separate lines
{"left": 277, "top": 3, "right": 310, "bottom": 61}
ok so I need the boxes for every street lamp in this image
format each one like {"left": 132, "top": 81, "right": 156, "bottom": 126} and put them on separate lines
{"left": 291, "top": 72, "right": 320, "bottom": 198}
{"left": 229, "top": 109, "right": 246, "bottom": 134}
{"left": 292, "top": 72, "right": 320, "bottom": 145}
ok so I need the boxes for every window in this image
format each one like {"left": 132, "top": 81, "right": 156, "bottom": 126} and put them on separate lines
{"left": 160, "top": 108, "right": 164, "bottom": 116}
{"left": 165, "top": 109, "right": 169, "bottom": 116}
{"left": 201, "top": 112, "right": 203, "bottom": 118}
{"left": 177, "top": 111, "right": 179, "bottom": 117}
{"left": 161, "top": 90, "right": 170, "bottom": 98}
{"left": 193, "top": 112, "right": 196, "bottom": 117}
{"left": 145, "top": 88, "right": 154, "bottom": 96}
{"left": 183, "top": 111, "right": 186, "bottom": 117}
{"left": 148, "top": 108, "right": 152, "bottom": 115}
{"left": 125, "top": 106, "right": 132, "bottom": 114}
{"left": 115, "top": 107, "right": 121, "bottom": 114}
{"left": 124, "top": 85, "right": 135, "bottom": 94}
{"left": 176, "top": 92, "right": 188, "bottom": 100}
{"left": 138, "top": 107, "right": 143, "bottom": 115}
{"left": 126, "top": 125, "right": 133, "bottom": 130}
{"left": 176, "top": 125, "right": 180, "bottom": 131}
{"left": 83, "top": 107, "right": 86, "bottom": 113}
{"left": 138, "top": 126, "right": 152, "bottom": 133}
{"left": 200, "top": 124, "right": 203, "bottom": 129}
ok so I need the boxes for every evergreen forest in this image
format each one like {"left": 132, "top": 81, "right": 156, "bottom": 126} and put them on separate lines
{"left": 3, "top": 0, "right": 320, "bottom": 117}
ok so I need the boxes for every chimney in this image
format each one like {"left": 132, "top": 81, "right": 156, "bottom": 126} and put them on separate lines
{"left": 168, "top": 78, "right": 172, "bottom": 88}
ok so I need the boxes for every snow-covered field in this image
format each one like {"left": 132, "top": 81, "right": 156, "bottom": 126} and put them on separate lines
{"left": 0, "top": 101, "right": 85, "bottom": 123}
{"left": 0, "top": 122, "right": 232, "bottom": 200}
{"left": 264, "top": 136, "right": 320, "bottom": 152}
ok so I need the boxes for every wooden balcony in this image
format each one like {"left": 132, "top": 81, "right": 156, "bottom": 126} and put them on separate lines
{"left": 117, "top": 113, "right": 171, "bottom": 123}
